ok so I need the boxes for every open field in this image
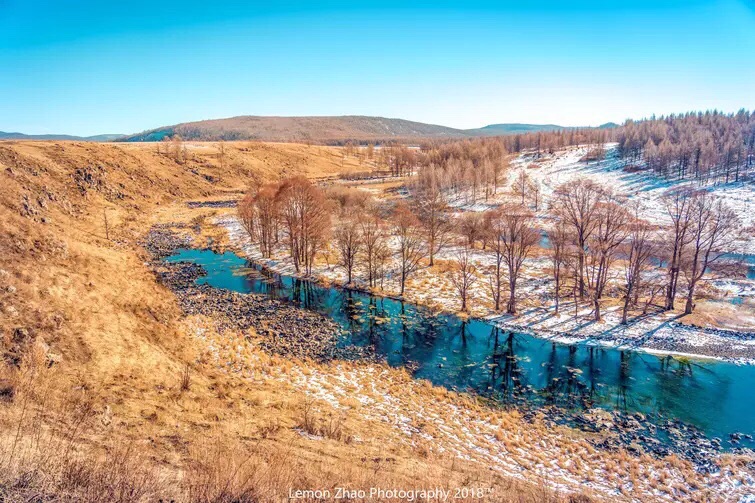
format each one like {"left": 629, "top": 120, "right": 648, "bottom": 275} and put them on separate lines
{"left": 0, "top": 140, "right": 582, "bottom": 502}
{"left": 210, "top": 144, "right": 755, "bottom": 363}
{"left": 1, "top": 140, "right": 754, "bottom": 502}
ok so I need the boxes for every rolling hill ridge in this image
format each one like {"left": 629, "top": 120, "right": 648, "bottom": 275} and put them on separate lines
{"left": 0, "top": 131, "right": 124, "bottom": 142}
{"left": 2, "top": 116, "right": 617, "bottom": 144}
{"left": 119, "top": 115, "right": 606, "bottom": 143}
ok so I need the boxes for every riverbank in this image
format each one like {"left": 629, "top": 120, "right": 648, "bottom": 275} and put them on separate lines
{"left": 148, "top": 220, "right": 755, "bottom": 459}
{"left": 213, "top": 213, "right": 755, "bottom": 366}
{"left": 142, "top": 226, "right": 755, "bottom": 501}
{"left": 145, "top": 227, "right": 373, "bottom": 362}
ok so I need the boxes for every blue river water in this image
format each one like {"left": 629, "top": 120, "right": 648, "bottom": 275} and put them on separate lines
{"left": 166, "top": 248, "right": 754, "bottom": 442}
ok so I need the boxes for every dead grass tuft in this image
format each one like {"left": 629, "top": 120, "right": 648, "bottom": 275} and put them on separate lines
{"left": 296, "top": 400, "right": 352, "bottom": 443}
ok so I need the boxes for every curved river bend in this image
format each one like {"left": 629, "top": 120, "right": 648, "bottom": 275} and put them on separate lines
{"left": 166, "top": 249, "right": 754, "bottom": 444}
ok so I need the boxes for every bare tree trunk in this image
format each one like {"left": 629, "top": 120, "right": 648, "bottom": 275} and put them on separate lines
{"left": 507, "top": 280, "right": 517, "bottom": 314}
{"left": 684, "top": 289, "right": 695, "bottom": 315}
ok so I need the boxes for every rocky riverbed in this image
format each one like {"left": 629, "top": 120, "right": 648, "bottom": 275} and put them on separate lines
{"left": 534, "top": 406, "right": 755, "bottom": 471}
{"left": 144, "top": 227, "right": 372, "bottom": 362}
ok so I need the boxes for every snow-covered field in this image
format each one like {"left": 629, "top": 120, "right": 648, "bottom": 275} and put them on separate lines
{"left": 187, "top": 315, "right": 755, "bottom": 502}
{"left": 509, "top": 144, "right": 755, "bottom": 255}
{"left": 207, "top": 144, "right": 755, "bottom": 363}
{"left": 216, "top": 210, "right": 755, "bottom": 364}
{"left": 185, "top": 147, "right": 755, "bottom": 500}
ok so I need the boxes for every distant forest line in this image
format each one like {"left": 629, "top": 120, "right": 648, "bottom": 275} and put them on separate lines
{"left": 411, "top": 109, "right": 755, "bottom": 185}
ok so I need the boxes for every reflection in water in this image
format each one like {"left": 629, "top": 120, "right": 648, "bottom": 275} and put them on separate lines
{"left": 166, "top": 249, "right": 754, "bottom": 442}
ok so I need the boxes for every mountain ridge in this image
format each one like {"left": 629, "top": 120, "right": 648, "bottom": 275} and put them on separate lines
{"left": 120, "top": 115, "right": 469, "bottom": 143}
{"left": 0, "top": 131, "right": 125, "bottom": 142}
{"left": 119, "top": 115, "right": 612, "bottom": 143}
{"left": 2, "top": 116, "right": 616, "bottom": 144}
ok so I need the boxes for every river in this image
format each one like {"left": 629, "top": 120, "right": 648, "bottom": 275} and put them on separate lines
{"left": 166, "top": 248, "right": 755, "bottom": 445}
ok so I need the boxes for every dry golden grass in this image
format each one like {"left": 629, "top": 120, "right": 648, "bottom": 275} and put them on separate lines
{"left": 0, "top": 141, "right": 588, "bottom": 502}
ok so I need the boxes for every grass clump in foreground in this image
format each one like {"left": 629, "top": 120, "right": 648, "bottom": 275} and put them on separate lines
{"left": 0, "top": 354, "right": 578, "bottom": 503}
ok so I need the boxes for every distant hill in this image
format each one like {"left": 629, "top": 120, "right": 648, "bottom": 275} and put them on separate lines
{"left": 0, "top": 131, "right": 124, "bottom": 142}
{"left": 84, "top": 134, "right": 126, "bottom": 141}
{"left": 120, "top": 116, "right": 471, "bottom": 143}
{"left": 466, "top": 122, "right": 619, "bottom": 136}
{"left": 2, "top": 116, "right": 615, "bottom": 144}
{"left": 119, "top": 115, "right": 614, "bottom": 143}
{"left": 466, "top": 123, "right": 566, "bottom": 136}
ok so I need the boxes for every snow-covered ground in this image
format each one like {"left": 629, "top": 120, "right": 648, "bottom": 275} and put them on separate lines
{"left": 206, "top": 143, "right": 755, "bottom": 363}
{"left": 215, "top": 212, "right": 755, "bottom": 364}
{"left": 187, "top": 315, "right": 755, "bottom": 502}
{"left": 510, "top": 144, "right": 755, "bottom": 255}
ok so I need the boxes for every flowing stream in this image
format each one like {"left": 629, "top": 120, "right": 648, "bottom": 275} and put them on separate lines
{"left": 166, "top": 248, "right": 755, "bottom": 445}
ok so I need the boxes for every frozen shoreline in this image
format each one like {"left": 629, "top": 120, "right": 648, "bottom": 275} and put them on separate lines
{"left": 213, "top": 213, "right": 755, "bottom": 366}
{"left": 490, "top": 319, "right": 754, "bottom": 366}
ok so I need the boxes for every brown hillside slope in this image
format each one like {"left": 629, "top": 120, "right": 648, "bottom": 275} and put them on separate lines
{"left": 121, "top": 115, "right": 471, "bottom": 143}
{"left": 0, "top": 141, "right": 580, "bottom": 502}
{"left": 0, "top": 140, "right": 363, "bottom": 371}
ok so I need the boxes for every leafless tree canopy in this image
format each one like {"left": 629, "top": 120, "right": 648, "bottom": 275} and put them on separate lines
{"left": 449, "top": 248, "right": 478, "bottom": 312}
{"left": 392, "top": 202, "right": 428, "bottom": 296}
{"left": 334, "top": 216, "right": 363, "bottom": 284}
{"left": 621, "top": 205, "right": 656, "bottom": 324}
{"left": 487, "top": 204, "right": 538, "bottom": 314}
{"left": 584, "top": 195, "right": 629, "bottom": 321}
{"left": 234, "top": 118, "right": 744, "bottom": 318}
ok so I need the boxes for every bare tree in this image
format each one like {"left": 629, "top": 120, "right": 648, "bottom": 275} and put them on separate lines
{"left": 552, "top": 179, "right": 603, "bottom": 298}
{"left": 490, "top": 205, "right": 538, "bottom": 314}
{"left": 485, "top": 210, "right": 505, "bottom": 312}
{"left": 681, "top": 195, "right": 738, "bottom": 314}
{"left": 239, "top": 183, "right": 279, "bottom": 257}
{"left": 621, "top": 207, "right": 655, "bottom": 324}
{"left": 585, "top": 198, "right": 628, "bottom": 321}
{"left": 547, "top": 220, "right": 570, "bottom": 315}
{"left": 392, "top": 202, "right": 427, "bottom": 296}
{"left": 511, "top": 169, "right": 531, "bottom": 205}
{"left": 413, "top": 181, "right": 451, "bottom": 266}
{"left": 359, "top": 209, "right": 387, "bottom": 288}
{"left": 530, "top": 180, "right": 541, "bottom": 211}
{"left": 255, "top": 183, "right": 279, "bottom": 257}
{"left": 662, "top": 189, "right": 695, "bottom": 310}
{"left": 460, "top": 212, "right": 483, "bottom": 249}
{"left": 277, "top": 177, "right": 330, "bottom": 274}
{"left": 449, "top": 248, "right": 478, "bottom": 312}
{"left": 334, "top": 217, "right": 363, "bottom": 285}
{"left": 492, "top": 156, "right": 509, "bottom": 195}
{"left": 238, "top": 189, "right": 258, "bottom": 243}
{"left": 374, "top": 237, "right": 392, "bottom": 290}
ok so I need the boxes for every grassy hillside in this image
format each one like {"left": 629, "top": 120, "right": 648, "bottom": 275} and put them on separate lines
{"left": 119, "top": 115, "right": 618, "bottom": 143}
{"left": 0, "top": 140, "right": 578, "bottom": 502}
{"left": 120, "top": 115, "right": 472, "bottom": 143}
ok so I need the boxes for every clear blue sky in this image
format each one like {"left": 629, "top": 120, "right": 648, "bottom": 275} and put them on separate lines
{"left": 1, "top": 0, "right": 754, "bottom": 136}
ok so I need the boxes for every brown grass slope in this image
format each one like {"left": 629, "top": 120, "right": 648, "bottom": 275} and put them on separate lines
{"left": 121, "top": 115, "right": 473, "bottom": 143}
{"left": 0, "top": 141, "right": 579, "bottom": 502}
